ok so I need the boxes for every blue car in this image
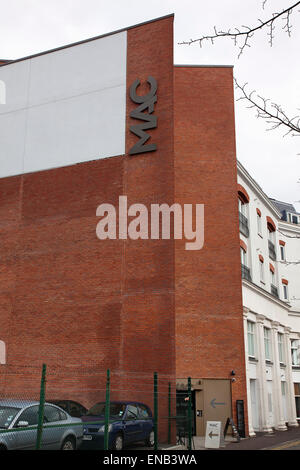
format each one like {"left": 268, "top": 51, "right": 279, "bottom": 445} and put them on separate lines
{"left": 80, "top": 401, "right": 154, "bottom": 450}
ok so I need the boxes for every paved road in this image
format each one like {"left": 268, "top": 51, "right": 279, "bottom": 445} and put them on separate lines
{"left": 267, "top": 439, "right": 300, "bottom": 450}
{"left": 223, "top": 426, "right": 300, "bottom": 451}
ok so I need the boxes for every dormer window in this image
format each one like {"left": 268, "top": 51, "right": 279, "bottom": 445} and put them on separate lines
{"left": 288, "top": 213, "right": 299, "bottom": 225}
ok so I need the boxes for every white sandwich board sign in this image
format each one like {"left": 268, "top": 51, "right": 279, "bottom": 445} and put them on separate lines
{"left": 205, "top": 421, "right": 222, "bottom": 449}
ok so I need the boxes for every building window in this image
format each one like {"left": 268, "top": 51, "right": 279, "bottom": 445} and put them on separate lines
{"left": 239, "top": 200, "right": 249, "bottom": 237}
{"left": 291, "top": 340, "right": 300, "bottom": 366}
{"left": 270, "top": 267, "right": 278, "bottom": 297}
{"left": 241, "top": 246, "right": 247, "bottom": 266}
{"left": 294, "top": 383, "right": 300, "bottom": 419}
{"left": 267, "top": 217, "right": 277, "bottom": 260}
{"left": 241, "top": 245, "right": 251, "bottom": 281}
{"left": 288, "top": 213, "right": 299, "bottom": 225}
{"left": 239, "top": 198, "right": 246, "bottom": 216}
{"left": 259, "top": 259, "right": 265, "bottom": 283}
{"left": 257, "top": 212, "right": 262, "bottom": 236}
{"left": 264, "top": 327, "right": 272, "bottom": 361}
{"left": 283, "top": 284, "right": 289, "bottom": 301}
{"left": 278, "top": 333, "right": 285, "bottom": 363}
{"left": 247, "top": 321, "right": 255, "bottom": 357}
{"left": 280, "top": 245, "right": 286, "bottom": 261}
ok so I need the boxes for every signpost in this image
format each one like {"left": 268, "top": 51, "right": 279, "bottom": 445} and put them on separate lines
{"left": 204, "top": 421, "right": 222, "bottom": 449}
{"left": 224, "top": 417, "right": 241, "bottom": 442}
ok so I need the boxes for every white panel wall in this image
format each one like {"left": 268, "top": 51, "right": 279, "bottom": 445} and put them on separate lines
{"left": 0, "top": 31, "right": 127, "bottom": 177}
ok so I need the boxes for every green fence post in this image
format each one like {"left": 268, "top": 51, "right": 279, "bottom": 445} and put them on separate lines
{"left": 104, "top": 369, "right": 110, "bottom": 450}
{"left": 154, "top": 372, "right": 158, "bottom": 450}
{"left": 36, "top": 363, "right": 46, "bottom": 450}
{"left": 187, "top": 377, "right": 192, "bottom": 451}
{"left": 168, "top": 382, "right": 171, "bottom": 444}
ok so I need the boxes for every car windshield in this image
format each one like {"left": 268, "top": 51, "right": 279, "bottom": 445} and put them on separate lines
{"left": 0, "top": 407, "right": 21, "bottom": 428}
{"left": 86, "top": 403, "right": 126, "bottom": 418}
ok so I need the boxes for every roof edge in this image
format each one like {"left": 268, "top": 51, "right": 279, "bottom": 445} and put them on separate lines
{"left": 0, "top": 13, "right": 175, "bottom": 68}
{"left": 174, "top": 64, "right": 233, "bottom": 68}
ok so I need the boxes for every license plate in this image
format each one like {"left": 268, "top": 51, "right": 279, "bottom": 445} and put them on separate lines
{"left": 83, "top": 435, "right": 93, "bottom": 440}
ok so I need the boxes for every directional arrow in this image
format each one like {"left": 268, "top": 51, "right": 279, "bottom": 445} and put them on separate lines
{"left": 210, "top": 398, "right": 226, "bottom": 408}
{"left": 209, "top": 431, "right": 219, "bottom": 439}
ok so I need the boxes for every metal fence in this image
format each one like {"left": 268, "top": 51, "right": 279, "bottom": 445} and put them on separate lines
{"left": 0, "top": 364, "right": 194, "bottom": 451}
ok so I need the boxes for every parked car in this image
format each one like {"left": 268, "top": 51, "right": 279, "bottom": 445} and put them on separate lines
{"left": 80, "top": 401, "right": 154, "bottom": 450}
{"left": 0, "top": 399, "right": 83, "bottom": 450}
{"left": 47, "top": 400, "right": 87, "bottom": 418}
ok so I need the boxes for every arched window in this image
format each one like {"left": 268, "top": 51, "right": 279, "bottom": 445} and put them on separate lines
{"left": 267, "top": 216, "right": 277, "bottom": 260}
{"left": 256, "top": 208, "right": 262, "bottom": 236}
{"left": 266, "top": 216, "right": 276, "bottom": 233}
{"left": 238, "top": 185, "right": 250, "bottom": 237}
{"left": 259, "top": 255, "right": 264, "bottom": 283}
{"left": 238, "top": 184, "right": 250, "bottom": 204}
{"left": 0, "top": 340, "right": 6, "bottom": 365}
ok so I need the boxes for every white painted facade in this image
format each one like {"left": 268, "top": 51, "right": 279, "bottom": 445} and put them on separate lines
{"left": 238, "top": 161, "right": 300, "bottom": 435}
{"left": 0, "top": 31, "right": 127, "bottom": 178}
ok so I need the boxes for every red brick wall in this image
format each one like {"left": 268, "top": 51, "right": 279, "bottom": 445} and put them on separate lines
{"left": 174, "top": 66, "right": 248, "bottom": 433}
{"left": 0, "top": 19, "right": 249, "bottom": 440}
{"left": 0, "top": 16, "right": 176, "bottom": 441}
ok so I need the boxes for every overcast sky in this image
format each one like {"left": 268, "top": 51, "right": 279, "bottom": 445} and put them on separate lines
{"left": 1, "top": 0, "right": 299, "bottom": 211}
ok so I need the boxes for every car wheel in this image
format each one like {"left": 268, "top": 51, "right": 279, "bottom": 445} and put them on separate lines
{"left": 61, "top": 436, "right": 76, "bottom": 450}
{"left": 113, "top": 433, "right": 124, "bottom": 451}
{"left": 145, "top": 430, "right": 155, "bottom": 447}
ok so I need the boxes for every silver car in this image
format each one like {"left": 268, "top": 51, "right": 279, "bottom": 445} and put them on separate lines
{"left": 0, "top": 400, "right": 83, "bottom": 450}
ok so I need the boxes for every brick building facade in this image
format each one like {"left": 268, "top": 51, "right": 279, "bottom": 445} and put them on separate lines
{"left": 0, "top": 15, "right": 248, "bottom": 439}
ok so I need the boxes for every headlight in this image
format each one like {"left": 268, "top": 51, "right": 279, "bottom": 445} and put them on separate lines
{"left": 98, "top": 424, "right": 112, "bottom": 433}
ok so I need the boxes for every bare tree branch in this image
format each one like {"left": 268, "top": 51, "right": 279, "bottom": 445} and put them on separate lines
{"left": 234, "top": 79, "right": 300, "bottom": 136}
{"left": 179, "top": 1, "right": 300, "bottom": 58}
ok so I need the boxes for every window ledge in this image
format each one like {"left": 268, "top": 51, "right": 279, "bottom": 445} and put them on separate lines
{"left": 248, "top": 356, "right": 258, "bottom": 363}
{"left": 265, "top": 360, "right": 273, "bottom": 365}
{"left": 292, "top": 365, "right": 300, "bottom": 370}
{"left": 279, "top": 363, "right": 286, "bottom": 368}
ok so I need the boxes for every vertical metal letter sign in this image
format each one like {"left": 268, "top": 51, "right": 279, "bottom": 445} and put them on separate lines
{"left": 129, "top": 76, "right": 157, "bottom": 155}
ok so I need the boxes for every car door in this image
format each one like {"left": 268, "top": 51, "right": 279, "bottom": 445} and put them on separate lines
{"left": 137, "top": 404, "right": 153, "bottom": 440}
{"left": 42, "top": 405, "right": 65, "bottom": 449}
{"left": 123, "top": 404, "right": 143, "bottom": 444}
{"left": 14, "top": 405, "right": 39, "bottom": 450}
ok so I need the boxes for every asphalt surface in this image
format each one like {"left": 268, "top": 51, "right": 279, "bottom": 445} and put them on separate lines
{"left": 222, "top": 426, "right": 300, "bottom": 450}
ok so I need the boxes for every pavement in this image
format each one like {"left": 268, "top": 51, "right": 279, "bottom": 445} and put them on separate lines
{"left": 222, "top": 426, "right": 300, "bottom": 451}
{"left": 129, "top": 425, "right": 300, "bottom": 451}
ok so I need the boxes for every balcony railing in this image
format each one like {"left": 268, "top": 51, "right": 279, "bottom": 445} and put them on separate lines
{"left": 239, "top": 212, "right": 249, "bottom": 238}
{"left": 241, "top": 264, "right": 252, "bottom": 282}
{"left": 271, "top": 284, "right": 279, "bottom": 298}
{"left": 268, "top": 240, "right": 277, "bottom": 261}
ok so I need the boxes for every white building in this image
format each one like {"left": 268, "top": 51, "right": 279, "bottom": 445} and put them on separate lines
{"left": 237, "top": 161, "right": 300, "bottom": 435}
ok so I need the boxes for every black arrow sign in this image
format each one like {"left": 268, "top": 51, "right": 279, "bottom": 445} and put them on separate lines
{"left": 210, "top": 398, "right": 226, "bottom": 408}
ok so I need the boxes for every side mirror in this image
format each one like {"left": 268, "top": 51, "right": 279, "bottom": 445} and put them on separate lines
{"left": 17, "top": 421, "right": 29, "bottom": 428}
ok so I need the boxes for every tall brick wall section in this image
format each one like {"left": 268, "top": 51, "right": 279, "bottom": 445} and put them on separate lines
{"left": 122, "top": 15, "right": 176, "bottom": 441}
{"left": 174, "top": 66, "right": 248, "bottom": 434}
